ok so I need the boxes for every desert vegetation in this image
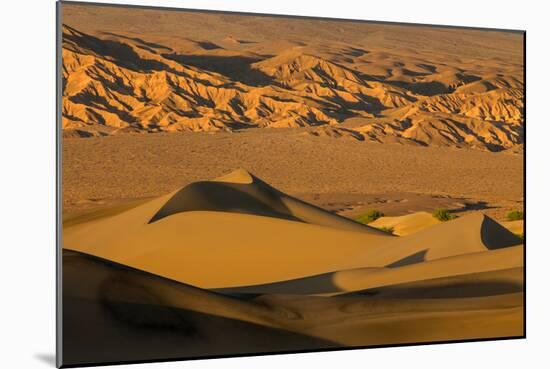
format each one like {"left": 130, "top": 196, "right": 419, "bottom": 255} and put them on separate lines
{"left": 432, "top": 208, "right": 458, "bottom": 222}
{"left": 356, "top": 209, "right": 384, "bottom": 224}
{"left": 507, "top": 209, "right": 524, "bottom": 221}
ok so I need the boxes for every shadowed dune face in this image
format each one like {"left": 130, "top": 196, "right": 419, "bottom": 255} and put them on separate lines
{"left": 149, "top": 169, "right": 385, "bottom": 234}
{"left": 149, "top": 174, "right": 301, "bottom": 223}
{"left": 481, "top": 215, "right": 524, "bottom": 249}
{"left": 61, "top": 4, "right": 523, "bottom": 152}
{"left": 149, "top": 181, "right": 301, "bottom": 223}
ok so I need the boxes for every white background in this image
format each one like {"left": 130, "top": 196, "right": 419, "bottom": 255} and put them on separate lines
{"left": 0, "top": 0, "right": 548, "bottom": 368}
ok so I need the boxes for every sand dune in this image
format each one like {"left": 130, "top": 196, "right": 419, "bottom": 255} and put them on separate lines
{"left": 62, "top": 249, "right": 338, "bottom": 365}
{"left": 501, "top": 220, "right": 524, "bottom": 235}
{"left": 371, "top": 211, "right": 524, "bottom": 237}
{"left": 63, "top": 169, "right": 393, "bottom": 288}
{"left": 64, "top": 210, "right": 386, "bottom": 288}
{"left": 151, "top": 168, "right": 387, "bottom": 234}
{"left": 61, "top": 5, "right": 524, "bottom": 151}
{"left": 277, "top": 292, "right": 523, "bottom": 347}
{"left": 215, "top": 245, "right": 523, "bottom": 296}
{"left": 343, "top": 267, "right": 523, "bottom": 299}
{"left": 64, "top": 170, "right": 521, "bottom": 289}
{"left": 63, "top": 246, "right": 523, "bottom": 365}
{"left": 379, "top": 212, "right": 521, "bottom": 263}
{"left": 370, "top": 211, "right": 441, "bottom": 236}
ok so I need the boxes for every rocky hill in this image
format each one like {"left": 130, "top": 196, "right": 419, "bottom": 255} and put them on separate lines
{"left": 61, "top": 21, "right": 524, "bottom": 151}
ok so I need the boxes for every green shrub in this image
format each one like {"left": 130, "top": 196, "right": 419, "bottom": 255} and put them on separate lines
{"left": 356, "top": 209, "right": 384, "bottom": 224}
{"left": 432, "top": 208, "right": 457, "bottom": 222}
{"left": 377, "top": 226, "right": 394, "bottom": 234}
{"left": 506, "top": 210, "right": 524, "bottom": 221}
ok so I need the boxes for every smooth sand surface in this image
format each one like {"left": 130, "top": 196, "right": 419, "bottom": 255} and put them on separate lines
{"left": 370, "top": 211, "right": 441, "bottom": 235}
{"left": 64, "top": 170, "right": 394, "bottom": 288}
{"left": 501, "top": 220, "right": 524, "bottom": 235}
{"left": 65, "top": 211, "right": 390, "bottom": 288}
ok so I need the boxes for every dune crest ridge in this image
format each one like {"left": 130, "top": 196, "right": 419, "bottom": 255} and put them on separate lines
{"left": 213, "top": 168, "right": 254, "bottom": 184}
{"left": 378, "top": 212, "right": 522, "bottom": 265}
{"left": 149, "top": 168, "right": 386, "bottom": 233}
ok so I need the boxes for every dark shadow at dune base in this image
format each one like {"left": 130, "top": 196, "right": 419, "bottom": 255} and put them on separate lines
{"left": 214, "top": 272, "right": 341, "bottom": 296}
{"left": 368, "top": 281, "right": 524, "bottom": 299}
{"left": 62, "top": 250, "right": 337, "bottom": 367}
{"left": 63, "top": 297, "right": 336, "bottom": 366}
{"left": 345, "top": 267, "right": 524, "bottom": 299}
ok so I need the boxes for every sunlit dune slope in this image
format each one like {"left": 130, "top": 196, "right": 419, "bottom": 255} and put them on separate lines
{"left": 501, "top": 220, "right": 524, "bottom": 235}
{"left": 377, "top": 212, "right": 521, "bottom": 263}
{"left": 63, "top": 169, "right": 390, "bottom": 288}
{"left": 370, "top": 211, "right": 441, "bottom": 236}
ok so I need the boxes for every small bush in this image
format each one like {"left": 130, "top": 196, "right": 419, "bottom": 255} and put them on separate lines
{"left": 377, "top": 226, "right": 394, "bottom": 234}
{"left": 506, "top": 210, "right": 524, "bottom": 221}
{"left": 432, "top": 208, "right": 457, "bottom": 222}
{"left": 356, "top": 209, "right": 384, "bottom": 224}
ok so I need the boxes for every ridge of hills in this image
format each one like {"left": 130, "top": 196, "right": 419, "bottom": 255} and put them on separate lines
{"left": 62, "top": 25, "right": 524, "bottom": 151}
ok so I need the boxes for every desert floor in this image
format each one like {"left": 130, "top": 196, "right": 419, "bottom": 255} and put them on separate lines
{"left": 62, "top": 130, "right": 523, "bottom": 221}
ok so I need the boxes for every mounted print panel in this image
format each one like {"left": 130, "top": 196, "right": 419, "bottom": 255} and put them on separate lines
{"left": 57, "top": 1, "right": 525, "bottom": 367}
